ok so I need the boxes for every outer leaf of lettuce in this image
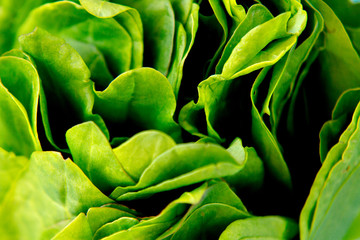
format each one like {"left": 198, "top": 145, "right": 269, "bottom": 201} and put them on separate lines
{"left": 319, "top": 88, "right": 360, "bottom": 162}
{"left": 305, "top": 108, "right": 360, "bottom": 240}
{"left": 0, "top": 148, "right": 28, "bottom": 203}
{"left": 250, "top": 67, "right": 292, "bottom": 187}
{"left": 166, "top": 180, "right": 250, "bottom": 239}
{"left": 51, "top": 213, "right": 93, "bottom": 240}
{"left": 300, "top": 101, "right": 360, "bottom": 239}
{"left": 66, "top": 121, "right": 176, "bottom": 192}
{"left": 0, "top": 56, "right": 41, "bottom": 156}
{"left": 225, "top": 138, "right": 264, "bottom": 191}
{"left": 0, "top": 151, "right": 112, "bottom": 240}
{"left": 167, "top": 3, "right": 199, "bottom": 98}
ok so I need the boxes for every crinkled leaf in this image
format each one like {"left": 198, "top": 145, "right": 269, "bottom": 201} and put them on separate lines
{"left": 112, "top": 0, "right": 175, "bottom": 75}
{"left": 225, "top": 138, "right": 264, "bottom": 191}
{"left": 17, "top": 1, "right": 134, "bottom": 88}
{"left": 19, "top": 27, "right": 108, "bottom": 150}
{"left": 0, "top": 151, "right": 112, "bottom": 240}
{"left": 110, "top": 143, "right": 245, "bottom": 201}
{"left": 79, "top": 0, "right": 143, "bottom": 70}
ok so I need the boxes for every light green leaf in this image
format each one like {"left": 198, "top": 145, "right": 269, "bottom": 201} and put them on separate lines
{"left": 66, "top": 122, "right": 136, "bottom": 193}
{"left": 0, "top": 151, "right": 112, "bottom": 240}
{"left": 110, "top": 143, "right": 245, "bottom": 201}
{"left": 51, "top": 213, "right": 93, "bottom": 240}
{"left": 0, "top": 56, "right": 41, "bottom": 156}
{"left": 219, "top": 216, "right": 298, "bottom": 240}
{"left": 0, "top": 148, "right": 28, "bottom": 203}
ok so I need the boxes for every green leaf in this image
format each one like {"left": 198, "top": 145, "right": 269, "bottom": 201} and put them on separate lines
{"left": 167, "top": 4, "right": 199, "bottom": 98}
{"left": 225, "top": 138, "right": 265, "bottom": 191}
{"left": 112, "top": 129, "right": 176, "bottom": 182}
{"left": 94, "top": 67, "right": 181, "bottom": 142}
{"left": 0, "top": 151, "right": 112, "bottom": 240}
{"left": 17, "top": 1, "right": 135, "bottom": 88}
{"left": 51, "top": 213, "right": 93, "bottom": 240}
{"left": 79, "top": 0, "right": 144, "bottom": 70}
{"left": 110, "top": 143, "right": 245, "bottom": 201}
{"left": 219, "top": 216, "right": 298, "bottom": 240}
{"left": 86, "top": 206, "right": 136, "bottom": 234}
{"left": 19, "top": 27, "right": 107, "bottom": 150}
{"left": 112, "top": 0, "right": 175, "bottom": 75}
{"left": 300, "top": 101, "right": 360, "bottom": 239}
{"left": 309, "top": 0, "right": 360, "bottom": 111}
{"left": 319, "top": 88, "right": 360, "bottom": 162}
{"left": 216, "top": 4, "right": 274, "bottom": 74}
{"left": 250, "top": 67, "right": 292, "bottom": 187}
{"left": 168, "top": 180, "right": 250, "bottom": 239}
{"left": 0, "top": 148, "right": 28, "bottom": 203}
{"left": 221, "top": 12, "right": 297, "bottom": 79}
{"left": 66, "top": 122, "right": 136, "bottom": 193}
{"left": 307, "top": 111, "right": 360, "bottom": 239}
{"left": 0, "top": 0, "right": 58, "bottom": 53}
{"left": 0, "top": 56, "right": 41, "bottom": 156}
{"left": 98, "top": 182, "right": 209, "bottom": 240}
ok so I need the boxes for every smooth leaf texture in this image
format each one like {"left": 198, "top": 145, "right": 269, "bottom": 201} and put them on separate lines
{"left": 219, "top": 216, "right": 298, "bottom": 240}
{"left": 93, "top": 67, "right": 182, "bottom": 142}
{"left": 306, "top": 109, "right": 360, "bottom": 240}
{"left": 250, "top": 67, "right": 292, "bottom": 187}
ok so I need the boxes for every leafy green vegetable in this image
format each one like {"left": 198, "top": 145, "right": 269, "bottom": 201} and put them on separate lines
{"left": 1, "top": 0, "right": 360, "bottom": 239}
